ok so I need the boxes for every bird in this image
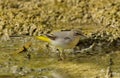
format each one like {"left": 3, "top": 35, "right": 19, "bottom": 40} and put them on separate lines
{"left": 36, "top": 30, "right": 86, "bottom": 60}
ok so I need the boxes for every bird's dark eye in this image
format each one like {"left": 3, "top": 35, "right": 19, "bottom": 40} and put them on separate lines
{"left": 76, "top": 32, "right": 80, "bottom": 35}
{"left": 74, "top": 32, "right": 81, "bottom": 36}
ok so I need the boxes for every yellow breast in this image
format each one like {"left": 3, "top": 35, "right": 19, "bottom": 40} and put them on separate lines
{"left": 67, "top": 36, "right": 80, "bottom": 48}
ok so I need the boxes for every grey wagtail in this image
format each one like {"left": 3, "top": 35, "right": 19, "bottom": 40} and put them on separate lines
{"left": 36, "top": 30, "right": 86, "bottom": 60}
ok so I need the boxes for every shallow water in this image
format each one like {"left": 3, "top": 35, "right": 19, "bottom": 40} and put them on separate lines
{"left": 0, "top": 36, "right": 120, "bottom": 78}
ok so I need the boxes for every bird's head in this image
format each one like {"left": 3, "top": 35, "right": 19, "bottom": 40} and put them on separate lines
{"left": 73, "top": 30, "right": 86, "bottom": 38}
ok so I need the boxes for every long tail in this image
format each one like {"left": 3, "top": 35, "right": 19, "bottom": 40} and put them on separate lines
{"left": 36, "top": 35, "right": 51, "bottom": 43}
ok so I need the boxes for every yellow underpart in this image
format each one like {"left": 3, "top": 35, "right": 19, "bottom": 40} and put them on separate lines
{"left": 36, "top": 36, "right": 51, "bottom": 43}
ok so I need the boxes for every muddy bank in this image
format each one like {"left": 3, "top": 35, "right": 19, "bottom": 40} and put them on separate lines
{"left": 0, "top": 0, "right": 120, "bottom": 40}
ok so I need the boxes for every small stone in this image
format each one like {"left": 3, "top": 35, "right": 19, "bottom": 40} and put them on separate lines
{"left": 10, "top": 66, "right": 19, "bottom": 74}
{"left": 41, "top": 76, "right": 48, "bottom": 78}
{"left": 1, "top": 28, "right": 10, "bottom": 41}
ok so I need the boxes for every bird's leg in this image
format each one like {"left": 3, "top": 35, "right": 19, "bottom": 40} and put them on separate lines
{"left": 58, "top": 48, "right": 66, "bottom": 60}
